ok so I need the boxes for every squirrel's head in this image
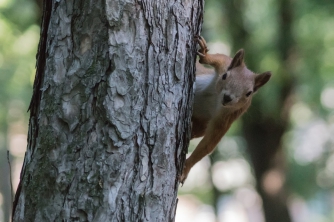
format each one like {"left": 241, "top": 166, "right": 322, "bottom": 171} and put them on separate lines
{"left": 216, "top": 49, "right": 271, "bottom": 109}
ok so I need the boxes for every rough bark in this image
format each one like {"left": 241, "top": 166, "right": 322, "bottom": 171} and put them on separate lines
{"left": 12, "top": 0, "right": 203, "bottom": 221}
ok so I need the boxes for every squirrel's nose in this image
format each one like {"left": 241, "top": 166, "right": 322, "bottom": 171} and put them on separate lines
{"left": 223, "top": 94, "right": 232, "bottom": 103}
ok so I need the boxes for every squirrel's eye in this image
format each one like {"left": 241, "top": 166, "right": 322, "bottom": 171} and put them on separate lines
{"left": 246, "top": 91, "right": 252, "bottom": 97}
{"left": 222, "top": 73, "right": 227, "bottom": 80}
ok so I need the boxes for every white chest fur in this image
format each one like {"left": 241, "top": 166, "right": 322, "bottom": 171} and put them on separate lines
{"left": 192, "top": 74, "right": 221, "bottom": 120}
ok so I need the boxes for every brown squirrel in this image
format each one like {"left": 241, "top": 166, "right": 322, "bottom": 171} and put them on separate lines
{"left": 180, "top": 36, "right": 271, "bottom": 184}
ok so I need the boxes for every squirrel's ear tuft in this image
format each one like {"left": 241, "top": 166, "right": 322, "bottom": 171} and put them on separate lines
{"left": 228, "top": 49, "right": 245, "bottom": 70}
{"left": 254, "top": 71, "right": 271, "bottom": 92}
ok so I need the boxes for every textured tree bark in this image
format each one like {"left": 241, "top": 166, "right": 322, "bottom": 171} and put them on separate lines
{"left": 12, "top": 0, "right": 203, "bottom": 221}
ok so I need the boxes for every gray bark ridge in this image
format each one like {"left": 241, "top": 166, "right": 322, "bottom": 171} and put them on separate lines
{"left": 13, "top": 0, "right": 203, "bottom": 221}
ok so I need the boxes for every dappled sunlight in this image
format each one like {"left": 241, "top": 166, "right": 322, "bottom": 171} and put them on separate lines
{"left": 321, "top": 87, "right": 334, "bottom": 109}
{"left": 7, "top": 101, "right": 29, "bottom": 193}
{"left": 218, "top": 191, "right": 264, "bottom": 222}
{"left": 218, "top": 198, "right": 248, "bottom": 222}
{"left": 180, "top": 135, "right": 264, "bottom": 222}
{"left": 206, "top": 42, "right": 230, "bottom": 55}
{"left": 289, "top": 195, "right": 311, "bottom": 222}
{"left": 9, "top": 134, "right": 26, "bottom": 157}
{"left": 289, "top": 193, "right": 334, "bottom": 222}
{"left": 0, "top": 52, "right": 3, "bottom": 67}
{"left": 0, "top": 0, "right": 9, "bottom": 8}
{"left": 235, "top": 187, "right": 264, "bottom": 220}
{"left": 325, "top": 154, "right": 334, "bottom": 173}
{"left": 212, "top": 159, "right": 253, "bottom": 191}
{"left": 316, "top": 147, "right": 334, "bottom": 189}
{"left": 290, "top": 102, "right": 313, "bottom": 127}
{"left": 217, "top": 136, "right": 242, "bottom": 159}
{"left": 262, "top": 169, "right": 285, "bottom": 196}
{"left": 292, "top": 120, "right": 329, "bottom": 165}
{"left": 12, "top": 25, "right": 40, "bottom": 56}
{"left": 178, "top": 188, "right": 265, "bottom": 222}
{"left": 9, "top": 132, "right": 27, "bottom": 192}
{"left": 12, "top": 158, "right": 23, "bottom": 193}
{"left": 180, "top": 156, "right": 211, "bottom": 191}
{"left": 176, "top": 196, "right": 216, "bottom": 222}
{"left": 316, "top": 168, "right": 334, "bottom": 189}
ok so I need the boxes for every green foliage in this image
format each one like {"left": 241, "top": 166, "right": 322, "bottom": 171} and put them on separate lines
{"left": 0, "top": 1, "right": 40, "bottom": 221}
{"left": 179, "top": 0, "right": 334, "bottom": 221}
{"left": 0, "top": 0, "right": 40, "bottom": 126}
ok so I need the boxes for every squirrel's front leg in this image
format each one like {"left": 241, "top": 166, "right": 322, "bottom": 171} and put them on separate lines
{"left": 180, "top": 118, "right": 232, "bottom": 184}
{"left": 195, "top": 36, "right": 228, "bottom": 72}
{"left": 180, "top": 131, "right": 221, "bottom": 184}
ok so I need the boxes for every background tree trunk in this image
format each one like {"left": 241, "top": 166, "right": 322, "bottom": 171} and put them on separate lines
{"left": 223, "top": 0, "right": 294, "bottom": 221}
{"left": 12, "top": 0, "right": 203, "bottom": 221}
{"left": 0, "top": 147, "right": 12, "bottom": 222}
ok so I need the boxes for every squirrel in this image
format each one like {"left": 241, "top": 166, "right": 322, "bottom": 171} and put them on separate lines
{"left": 180, "top": 36, "right": 271, "bottom": 184}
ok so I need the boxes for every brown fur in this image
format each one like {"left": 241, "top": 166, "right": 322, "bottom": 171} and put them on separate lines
{"left": 180, "top": 36, "right": 271, "bottom": 183}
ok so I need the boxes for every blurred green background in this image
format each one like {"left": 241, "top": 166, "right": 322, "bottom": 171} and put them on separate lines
{"left": 1, "top": 0, "right": 334, "bottom": 222}
{"left": 178, "top": 0, "right": 334, "bottom": 222}
{"left": 0, "top": 0, "right": 41, "bottom": 221}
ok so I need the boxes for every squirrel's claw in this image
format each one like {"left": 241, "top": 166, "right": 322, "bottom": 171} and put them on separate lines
{"left": 179, "top": 161, "right": 190, "bottom": 185}
{"left": 195, "top": 35, "right": 209, "bottom": 57}
{"left": 196, "top": 51, "right": 206, "bottom": 57}
{"left": 178, "top": 175, "right": 185, "bottom": 187}
{"left": 179, "top": 174, "right": 187, "bottom": 186}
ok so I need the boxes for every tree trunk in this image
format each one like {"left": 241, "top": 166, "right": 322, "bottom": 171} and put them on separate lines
{"left": 0, "top": 148, "right": 12, "bottom": 222}
{"left": 243, "top": 0, "right": 295, "bottom": 221}
{"left": 12, "top": 0, "right": 203, "bottom": 221}
{"left": 223, "top": 0, "right": 293, "bottom": 221}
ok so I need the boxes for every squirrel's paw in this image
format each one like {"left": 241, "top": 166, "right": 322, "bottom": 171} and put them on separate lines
{"left": 194, "top": 35, "right": 209, "bottom": 57}
{"left": 179, "top": 162, "right": 190, "bottom": 185}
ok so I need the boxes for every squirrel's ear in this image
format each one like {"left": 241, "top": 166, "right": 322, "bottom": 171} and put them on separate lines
{"left": 228, "top": 49, "right": 245, "bottom": 70}
{"left": 254, "top": 71, "right": 271, "bottom": 92}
